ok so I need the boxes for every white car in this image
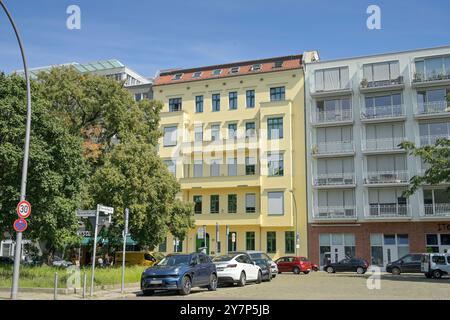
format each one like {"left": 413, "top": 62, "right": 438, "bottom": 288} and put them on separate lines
{"left": 213, "top": 253, "right": 262, "bottom": 286}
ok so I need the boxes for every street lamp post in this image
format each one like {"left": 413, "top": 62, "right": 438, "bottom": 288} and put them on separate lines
{"left": 0, "top": 0, "right": 33, "bottom": 300}
{"left": 289, "top": 190, "right": 299, "bottom": 256}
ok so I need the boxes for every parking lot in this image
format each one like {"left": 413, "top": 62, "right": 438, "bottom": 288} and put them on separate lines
{"left": 130, "top": 271, "right": 450, "bottom": 300}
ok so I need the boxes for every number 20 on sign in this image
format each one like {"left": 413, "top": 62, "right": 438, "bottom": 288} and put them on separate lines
{"left": 17, "top": 200, "right": 31, "bottom": 219}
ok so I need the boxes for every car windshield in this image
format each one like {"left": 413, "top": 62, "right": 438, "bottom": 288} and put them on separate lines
{"left": 213, "top": 254, "right": 236, "bottom": 262}
{"left": 254, "top": 258, "right": 266, "bottom": 264}
{"left": 157, "top": 255, "right": 190, "bottom": 266}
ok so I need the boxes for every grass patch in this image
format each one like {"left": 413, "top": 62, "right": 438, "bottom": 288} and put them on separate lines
{"left": 0, "top": 265, "right": 145, "bottom": 289}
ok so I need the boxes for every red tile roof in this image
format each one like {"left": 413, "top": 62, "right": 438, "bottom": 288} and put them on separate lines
{"left": 153, "top": 54, "right": 303, "bottom": 86}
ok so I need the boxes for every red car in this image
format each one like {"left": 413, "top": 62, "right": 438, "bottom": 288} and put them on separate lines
{"left": 275, "top": 256, "right": 312, "bottom": 274}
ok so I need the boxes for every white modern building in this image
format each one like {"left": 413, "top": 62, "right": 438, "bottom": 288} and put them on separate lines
{"left": 304, "top": 46, "right": 450, "bottom": 268}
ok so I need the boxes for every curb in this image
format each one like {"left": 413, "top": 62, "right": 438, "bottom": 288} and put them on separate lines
{"left": 0, "top": 282, "right": 140, "bottom": 295}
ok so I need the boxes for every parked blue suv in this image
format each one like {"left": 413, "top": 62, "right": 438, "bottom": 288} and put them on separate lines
{"left": 141, "top": 252, "right": 217, "bottom": 295}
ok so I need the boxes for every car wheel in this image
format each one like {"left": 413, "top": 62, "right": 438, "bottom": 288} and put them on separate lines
{"left": 432, "top": 270, "right": 442, "bottom": 279}
{"left": 303, "top": 271, "right": 310, "bottom": 275}
{"left": 142, "top": 290, "right": 154, "bottom": 296}
{"left": 293, "top": 267, "right": 301, "bottom": 274}
{"left": 391, "top": 267, "right": 401, "bottom": 276}
{"left": 272, "top": 274, "right": 276, "bottom": 278}
{"left": 237, "top": 272, "right": 246, "bottom": 287}
{"left": 207, "top": 274, "right": 218, "bottom": 291}
{"left": 256, "top": 271, "right": 262, "bottom": 284}
{"left": 356, "top": 267, "right": 365, "bottom": 275}
{"left": 179, "top": 275, "right": 192, "bottom": 295}
{"left": 326, "top": 266, "right": 334, "bottom": 273}
{"left": 425, "top": 273, "right": 432, "bottom": 279}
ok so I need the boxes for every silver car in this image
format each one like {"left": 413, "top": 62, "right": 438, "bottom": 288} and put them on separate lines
{"left": 421, "top": 253, "right": 450, "bottom": 279}
{"left": 245, "top": 251, "right": 278, "bottom": 278}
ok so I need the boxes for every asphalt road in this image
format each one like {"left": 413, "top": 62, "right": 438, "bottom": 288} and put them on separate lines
{"left": 126, "top": 271, "right": 450, "bottom": 300}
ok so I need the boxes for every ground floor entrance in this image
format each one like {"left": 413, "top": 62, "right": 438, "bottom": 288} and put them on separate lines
{"left": 309, "top": 221, "right": 450, "bottom": 269}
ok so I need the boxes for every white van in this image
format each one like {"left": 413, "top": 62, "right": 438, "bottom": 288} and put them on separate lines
{"left": 421, "top": 253, "right": 450, "bottom": 279}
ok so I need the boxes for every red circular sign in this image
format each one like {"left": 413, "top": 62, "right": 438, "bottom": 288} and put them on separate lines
{"left": 17, "top": 200, "right": 31, "bottom": 219}
{"left": 13, "top": 218, "right": 28, "bottom": 233}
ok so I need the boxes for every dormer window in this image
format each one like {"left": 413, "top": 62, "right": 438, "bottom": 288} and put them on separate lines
{"left": 192, "top": 71, "right": 202, "bottom": 78}
{"left": 251, "top": 64, "right": 262, "bottom": 71}
{"left": 212, "top": 69, "right": 222, "bottom": 76}
{"left": 172, "top": 73, "right": 183, "bottom": 80}
{"left": 229, "top": 67, "right": 240, "bottom": 74}
{"left": 273, "top": 61, "right": 283, "bottom": 69}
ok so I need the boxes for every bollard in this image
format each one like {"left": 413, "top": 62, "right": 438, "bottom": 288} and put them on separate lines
{"left": 54, "top": 272, "right": 58, "bottom": 300}
{"left": 82, "top": 272, "right": 87, "bottom": 299}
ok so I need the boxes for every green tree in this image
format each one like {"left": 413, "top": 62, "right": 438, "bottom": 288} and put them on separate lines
{"left": 400, "top": 93, "right": 450, "bottom": 197}
{"left": 168, "top": 199, "right": 195, "bottom": 243}
{"left": 0, "top": 73, "right": 88, "bottom": 259}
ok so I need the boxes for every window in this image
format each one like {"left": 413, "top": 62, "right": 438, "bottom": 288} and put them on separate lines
{"left": 246, "top": 90, "right": 255, "bottom": 108}
{"left": 192, "top": 71, "right": 202, "bottom": 78}
{"left": 212, "top": 69, "right": 222, "bottom": 76}
{"left": 195, "top": 95, "right": 204, "bottom": 113}
{"left": 362, "top": 61, "right": 401, "bottom": 85}
{"left": 194, "top": 125, "right": 203, "bottom": 142}
{"left": 194, "top": 160, "right": 203, "bottom": 178}
{"left": 246, "top": 232, "right": 255, "bottom": 250}
{"left": 245, "top": 193, "right": 256, "bottom": 213}
{"left": 229, "top": 91, "right": 238, "bottom": 110}
{"left": 228, "top": 158, "right": 237, "bottom": 176}
{"left": 228, "top": 123, "right": 237, "bottom": 139}
{"left": 315, "top": 67, "right": 349, "bottom": 92}
{"left": 173, "top": 238, "right": 183, "bottom": 252}
{"left": 172, "top": 73, "right": 183, "bottom": 80}
{"left": 364, "top": 93, "right": 403, "bottom": 118}
{"left": 229, "top": 66, "right": 240, "bottom": 74}
{"left": 316, "top": 97, "right": 352, "bottom": 122}
{"left": 210, "top": 195, "right": 219, "bottom": 214}
{"left": 169, "top": 98, "right": 182, "bottom": 112}
{"left": 270, "top": 86, "right": 285, "bottom": 101}
{"left": 246, "top": 157, "right": 256, "bottom": 175}
{"left": 134, "top": 93, "right": 142, "bottom": 101}
{"left": 163, "top": 160, "right": 176, "bottom": 176}
{"left": 212, "top": 94, "right": 220, "bottom": 112}
{"left": 268, "top": 192, "right": 284, "bottom": 215}
{"left": 163, "top": 126, "right": 177, "bottom": 146}
{"left": 268, "top": 117, "right": 283, "bottom": 139}
{"left": 251, "top": 64, "right": 262, "bottom": 71}
{"left": 211, "top": 124, "right": 220, "bottom": 141}
{"left": 210, "top": 159, "right": 221, "bottom": 177}
{"left": 193, "top": 196, "right": 202, "bottom": 214}
{"left": 268, "top": 152, "right": 284, "bottom": 177}
{"left": 285, "top": 231, "right": 295, "bottom": 254}
{"left": 415, "top": 55, "right": 450, "bottom": 81}
{"left": 273, "top": 61, "right": 283, "bottom": 69}
{"left": 267, "top": 232, "right": 276, "bottom": 253}
{"left": 228, "top": 194, "right": 237, "bottom": 214}
{"left": 159, "top": 237, "right": 167, "bottom": 252}
{"left": 245, "top": 122, "right": 256, "bottom": 138}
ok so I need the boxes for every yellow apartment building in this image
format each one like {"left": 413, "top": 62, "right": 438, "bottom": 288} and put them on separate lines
{"left": 152, "top": 54, "right": 309, "bottom": 259}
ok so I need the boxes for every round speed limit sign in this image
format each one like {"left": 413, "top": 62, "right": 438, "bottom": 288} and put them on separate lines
{"left": 17, "top": 200, "right": 31, "bottom": 219}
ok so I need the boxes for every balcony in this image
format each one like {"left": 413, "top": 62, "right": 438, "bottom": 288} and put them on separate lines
{"left": 359, "top": 77, "right": 404, "bottom": 94}
{"left": 412, "top": 73, "right": 450, "bottom": 88}
{"left": 423, "top": 203, "right": 450, "bottom": 217}
{"left": 364, "top": 204, "right": 411, "bottom": 219}
{"left": 420, "top": 134, "right": 450, "bottom": 146}
{"left": 312, "top": 109, "right": 353, "bottom": 126}
{"left": 360, "top": 104, "right": 406, "bottom": 123}
{"left": 313, "top": 206, "right": 357, "bottom": 221}
{"left": 313, "top": 173, "right": 355, "bottom": 188}
{"left": 312, "top": 141, "right": 354, "bottom": 157}
{"left": 415, "top": 101, "right": 450, "bottom": 119}
{"left": 364, "top": 170, "right": 409, "bottom": 186}
{"left": 181, "top": 138, "right": 260, "bottom": 154}
{"left": 362, "top": 137, "right": 406, "bottom": 154}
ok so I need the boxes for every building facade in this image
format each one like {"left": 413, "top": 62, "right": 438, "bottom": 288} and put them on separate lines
{"left": 152, "top": 55, "right": 311, "bottom": 259}
{"left": 304, "top": 46, "right": 450, "bottom": 268}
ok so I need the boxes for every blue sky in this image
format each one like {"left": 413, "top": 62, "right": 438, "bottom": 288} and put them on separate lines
{"left": 0, "top": 0, "right": 449, "bottom": 78}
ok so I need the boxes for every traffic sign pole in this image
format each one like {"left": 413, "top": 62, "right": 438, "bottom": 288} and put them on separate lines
{"left": 121, "top": 208, "right": 129, "bottom": 294}
{"left": 90, "top": 205, "right": 100, "bottom": 297}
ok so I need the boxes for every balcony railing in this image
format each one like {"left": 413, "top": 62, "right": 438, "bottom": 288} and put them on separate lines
{"left": 362, "top": 137, "right": 406, "bottom": 152}
{"left": 361, "top": 104, "right": 405, "bottom": 120}
{"left": 313, "top": 109, "right": 353, "bottom": 124}
{"left": 413, "top": 72, "right": 450, "bottom": 83}
{"left": 420, "top": 134, "right": 450, "bottom": 146}
{"left": 416, "top": 101, "right": 450, "bottom": 115}
{"left": 364, "top": 170, "right": 409, "bottom": 185}
{"left": 365, "top": 204, "right": 410, "bottom": 218}
{"left": 313, "top": 206, "right": 356, "bottom": 219}
{"left": 424, "top": 203, "right": 450, "bottom": 217}
{"left": 314, "top": 173, "right": 355, "bottom": 187}
{"left": 360, "top": 76, "right": 404, "bottom": 89}
{"left": 313, "top": 141, "right": 354, "bottom": 155}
